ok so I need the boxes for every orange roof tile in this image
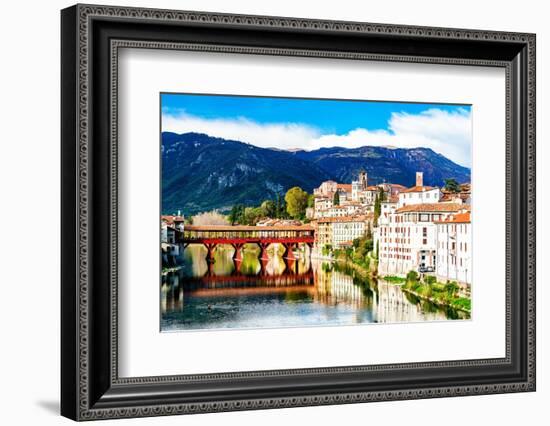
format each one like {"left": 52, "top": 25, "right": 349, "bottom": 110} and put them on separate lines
{"left": 401, "top": 185, "right": 437, "bottom": 193}
{"left": 395, "top": 203, "right": 465, "bottom": 213}
{"left": 317, "top": 214, "right": 373, "bottom": 223}
{"left": 337, "top": 184, "right": 352, "bottom": 192}
{"left": 436, "top": 212, "right": 471, "bottom": 224}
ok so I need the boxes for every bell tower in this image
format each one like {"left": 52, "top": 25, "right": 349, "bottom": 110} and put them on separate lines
{"left": 416, "top": 172, "right": 423, "bottom": 187}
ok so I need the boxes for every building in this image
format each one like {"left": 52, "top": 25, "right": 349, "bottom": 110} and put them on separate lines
{"left": 335, "top": 183, "right": 352, "bottom": 203}
{"left": 161, "top": 215, "right": 185, "bottom": 231}
{"left": 314, "top": 196, "right": 333, "bottom": 216}
{"left": 397, "top": 172, "right": 442, "bottom": 207}
{"left": 375, "top": 202, "right": 468, "bottom": 276}
{"left": 315, "top": 218, "right": 334, "bottom": 252}
{"left": 313, "top": 180, "right": 338, "bottom": 197}
{"left": 440, "top": 183, "right": 471, "bottom": 205}
{"left": 435, "top": 212, "right": 472, "bottom": 285}
{"left": 331, "top": 215, "right": 374, "bottom": 249}
{"left": 379, "top": 183, "right": 407, "bottom": 199}
{"left": 161, "top": 215, "right": 185, "bottom": 267}
{"left": 351, "top": 171, "right": 368, "bottom": 202}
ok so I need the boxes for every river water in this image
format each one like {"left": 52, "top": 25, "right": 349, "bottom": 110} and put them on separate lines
{"left": 161, "top": 245, "right": 468, "bottom": 332}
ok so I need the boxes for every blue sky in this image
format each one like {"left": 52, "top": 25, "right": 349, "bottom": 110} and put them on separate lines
{"left": 161, "top": 93, "right": 472, "bottom": 167}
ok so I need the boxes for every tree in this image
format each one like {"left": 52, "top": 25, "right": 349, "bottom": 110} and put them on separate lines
{"left": 228, "top": 204, "right": 245, "bottom": 225}
{"left": 378, "top": 186, "right": 387, "bottom": 202}
{"left": 275, "top": 193, "right": 289, "bottom": 219}
{"left": 285, "top": 186, "right": 309, "bottom": 219}
{"left": 307, "top": 194, "right": 315, "bottom": 208}
{"left": 444, "top": 178, "right": 461, "bottom": 193}
{"left": 373, "top": 194, "right": 381, "bottom": 226}
{"left": 333, "top": 190, "right": 340, "bottom": 206}
{"left": 243, "top": 207, "right": 265, "bottom": 225}
{"left": 260, "top": 200, "right": 276, "bottom": 218}
{"left": 373, "top": 188, "right": 386, "bottom": 226}
{"left": 365, "top": 221, "right": 373, "bottom": 240}
{"left": 192, "top": 210, "right": 229, "bottom": 226}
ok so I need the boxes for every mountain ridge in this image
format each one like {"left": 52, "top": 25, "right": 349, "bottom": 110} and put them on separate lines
{"left": 161, "top": 132, "right": 470, "bottom": 215}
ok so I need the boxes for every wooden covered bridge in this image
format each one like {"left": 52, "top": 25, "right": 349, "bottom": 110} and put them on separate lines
{"left": 178, "top": 225, "right": 315, "bottom": 262}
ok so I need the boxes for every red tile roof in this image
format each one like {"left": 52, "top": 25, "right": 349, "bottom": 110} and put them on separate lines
{"left": 337, "top": 184, "right": 352, "bottom": 192}
{"left": 317, "top": 214, "right": 373, "bottom": 223}
{"left": 401, "top": 185, "right": 436, "bottom": 193}
{"left": 436, "top": 212, "right": 471, "bottom": 224}
{"left": 161, "top": 215, "right": 185, "bottom": 224}
{"left": 395, "top": 203, "right": 467, "bottom": 213}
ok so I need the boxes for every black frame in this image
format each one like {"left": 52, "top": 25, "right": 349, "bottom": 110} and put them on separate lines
{"left": 61, "top": 4, "right": 536, "bottom": 421}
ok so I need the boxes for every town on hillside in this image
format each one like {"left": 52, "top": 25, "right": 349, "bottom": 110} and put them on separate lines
{"left": 161, "top": 170, "right": 472, "bottom": 289}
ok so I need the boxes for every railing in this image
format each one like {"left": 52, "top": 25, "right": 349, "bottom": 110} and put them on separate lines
{"left": 181, "top": 225, "right": 315, "bottom": 242}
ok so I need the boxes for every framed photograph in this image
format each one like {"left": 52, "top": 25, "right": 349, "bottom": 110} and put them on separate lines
{"left": 61, "top": 4, "right": 536, "bottom": 421}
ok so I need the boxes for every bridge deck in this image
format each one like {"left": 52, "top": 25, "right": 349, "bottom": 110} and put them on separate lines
{"left": 181, "top": 225, "right": 315, "bottom": 245}
{"left": 184, "top": 225, "right": 314, "bottom": 232}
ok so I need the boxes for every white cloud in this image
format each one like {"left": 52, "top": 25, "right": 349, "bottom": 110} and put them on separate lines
{"left": 162, "top": 107, "right": 472, "bottom": 167}
{"left": 162, "top": 111, "right": 321, "bottom": 151}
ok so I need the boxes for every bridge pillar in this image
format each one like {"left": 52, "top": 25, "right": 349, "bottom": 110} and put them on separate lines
{"left": 284, "top": 256, "right": 296, "bottom": 274}
{"left": 204, "top": 243, "right": 216, "bottom": 264}
{"left": 232, "top": 243, "right": 244, "bottom": 262}
{"left": 258, "top": 242, "right": 270, "bottom": 260}
{"left": 282, "top": 243, "right": 296, "bottom": 260}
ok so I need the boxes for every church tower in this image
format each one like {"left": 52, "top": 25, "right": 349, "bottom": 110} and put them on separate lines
{"left": 359, "top": 170, "right": 368, "bottom": 190}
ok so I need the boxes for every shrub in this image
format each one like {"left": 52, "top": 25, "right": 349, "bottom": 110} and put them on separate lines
{"left": 444, "top": 281, "right": 460, "bottom": 297}
{"left": 424, "top": 275, "right": 436, "bottom": 285}
{"left": 451, "top": 297, "right": 471, "bottom": 312}
{"left": 406, "top": 270, "right": 419, "bottom": 282}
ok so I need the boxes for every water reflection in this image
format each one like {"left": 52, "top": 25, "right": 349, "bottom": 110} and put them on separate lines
{"left": 161, "top": 244, "right": 468, "bottom": 331}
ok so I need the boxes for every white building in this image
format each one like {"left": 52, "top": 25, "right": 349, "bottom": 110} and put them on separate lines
{"left": 435, "top": 212, "right": 472, "bottom": 285}
{"left": 397, "top": 172, "right": 442, "bottom": 208}
{"left": 375, "top": 203, "right": 468, "bottom": 276}
{"left": 314, "top": 196, "right": 333, "bottom": 217}
{"left": 332, "top": 215, "right": 373, "bottom": 249}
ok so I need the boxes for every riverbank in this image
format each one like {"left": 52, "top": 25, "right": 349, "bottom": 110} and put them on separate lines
{"left": 397, "top": 275, "right": 471, "bottom": 314}
{"left": 332, "top": 254, "right": 471, "bottom": 316}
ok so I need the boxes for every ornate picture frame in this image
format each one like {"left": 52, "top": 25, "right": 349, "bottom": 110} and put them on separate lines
{"left": 61, "top": 4, "right": 536, "bottom": 421}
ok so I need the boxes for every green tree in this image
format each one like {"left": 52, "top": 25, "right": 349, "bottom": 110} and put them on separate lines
{"left": 307, "top": 194, "right": 315, "bottom": 208}
{"left": 374, "top": 195, "right": 381, "bottom": 226}
{"left": 365, "top": 221, "right": 373, "bottom": 240}
{"left": 260, "top": 200, "right": 276, "bottom": 218}
{"left": 444, "top": 178, "right": 461, "bottom": 193}
{"left": 275, "top": 193, "right": 289, "bottom": 219}
{"left": 228, "top": 204, "right": 245, "bottom": 225}
{"left": 373, "top": 188, "right": 386, "bottom": 226}
{"left": 333, "top": 190, "right": 340, "bottom": 206}
{"left": 285, "top": 186, "right": 309, "bottom": 219}
{"left": 242, "top": 207, "right": 264, "bottom": 225}
{"left": 378, "top": 187, "right": 387, "bottom": 202}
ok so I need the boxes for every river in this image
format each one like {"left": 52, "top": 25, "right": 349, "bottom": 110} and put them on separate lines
{"left": 161, "top": 244, "right": 469, "bottom": 332}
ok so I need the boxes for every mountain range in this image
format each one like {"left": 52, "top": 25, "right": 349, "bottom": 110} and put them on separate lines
{"left": 162, "top": 132, "right": 471, "bottom": 215}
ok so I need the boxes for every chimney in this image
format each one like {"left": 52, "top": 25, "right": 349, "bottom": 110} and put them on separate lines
{"left": 416, "top": 172, "right": 423, "bottom": 187}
